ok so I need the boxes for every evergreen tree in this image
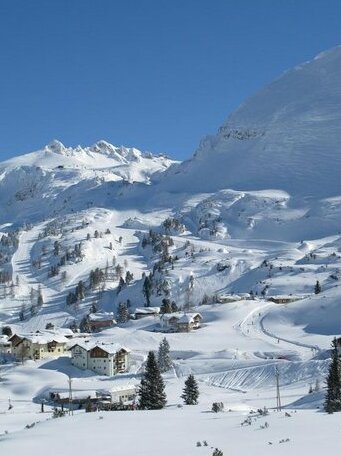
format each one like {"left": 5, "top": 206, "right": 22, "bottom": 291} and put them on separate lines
{"left": 138, "top": 351, "right": 167, "bottom": 410}
{"left": 75, "top": 280, "right": 85, "bottom": 301}
{"left": 37, "top": 291, "right": 44, "bottom": 307}
{"left": 115, "top": 264, "right": 123, "bottom": 278}
{"left": 181, "top": 374, "right": 199, "bottom": 405}
{"left": 117, "top": 276, "right": 125, "bottom": 294}
{"left": 314, "top": 280, "right": 321, "bottom": 294}
{"left": 125, "top": 270, "right": 134, "bottom": 284}
{"left": 143, "top": 275, "right": 152, "bottom": 307}
{"left": 160, "top": 298, "right": 172, "bottom": 314}
{"left": 157, "top": 337, "right": 172, "bottom": 372}
{"left": 117, "top": 302, "right": 130, "bottom": 324}
{"left": 80, "top": 316, "right": 91, "bottom": 333}
{"left": 324, "top": 338, "right": 341, "bottom": 413}
{"left": 171, "top": 301, "right": 178, "bottom": 313}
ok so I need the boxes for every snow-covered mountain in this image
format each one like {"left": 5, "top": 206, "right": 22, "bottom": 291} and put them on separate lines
{"left": 1, "top": 48, "right": 341, "bottom": 451}
{"left": 0, "top": 140, "right": 175, "bottom": 226}
{"left": 157, "top": 45, "right": 341, "bottom": 199}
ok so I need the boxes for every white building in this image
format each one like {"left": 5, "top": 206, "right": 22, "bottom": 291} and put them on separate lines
{"left": 160, "top": 312, "right": 203, "bottom": 332}
{"left": 69, "top": 342, "right": 130, "bottom": 376}
{"left": 88, "top": 312, "right": 116, "bottom": 331}
{"left": 9, "top": 332, "right": 68, "bottom": 360}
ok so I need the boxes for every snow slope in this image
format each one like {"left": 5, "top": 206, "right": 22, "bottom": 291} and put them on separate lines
{"left": 157, "top": 46, "right": 341, "bottom": 198}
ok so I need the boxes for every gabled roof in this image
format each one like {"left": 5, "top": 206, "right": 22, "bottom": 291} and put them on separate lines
{"left": 10, "top": 332, "right": 68, "bottom": 345}
{"left": 69, "top": 340, "right": 130, "bottom": 355}
{"left": 160, "top": 312, "right": 202, "bottom": 323}
{"left": 22, "top": 333, "right": 68, "bottom": 344}
{"left": 134, "top": 307, "right": 160, "bottom": 314}
{"left": 89, "top": 343, "right": 130, "bottom": 355}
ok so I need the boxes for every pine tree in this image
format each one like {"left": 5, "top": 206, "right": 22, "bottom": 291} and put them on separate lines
{"left": 160, "top": 298, "right": 172, "bottom": 314}
{"left": 324, "top": 338, "right": 341, "bottom": 413}
{"left": 80, "top": 316, "right": 91, "bottom": 333}
{"left": 117, "top": 276, "right": 125, "bottom": 294}
{"left": 314, "top": 280, "right": 321, "bottom": 294}
{"left": 37, "top": 292, "right": 44, "bottom": 307}
{"left": 143, "top": 275, "right": 152, "bottom": 307}
{"left": 138, "top": 351, "right": 167, "bottom": 410}
{"left": 125, "top": 270, "right": 134, "bottom": 284}
{"left": 117, "top": 302, "right": 130, "bottom": 324}
{"left": 158, "top": 337, "right": 172, "bottom": 373}
{"left": 75, "top": 280, "right": 85, "bottom": 300}
{"left": 181, "top": 374, "right": 199, "bottom": 405}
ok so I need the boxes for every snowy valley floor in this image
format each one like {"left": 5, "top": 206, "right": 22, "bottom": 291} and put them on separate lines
{"left": 0, "top": 296, "right": 339, "bottom": 455}
{"left": 0, "top": 382, "right": 339, "bottom": 456}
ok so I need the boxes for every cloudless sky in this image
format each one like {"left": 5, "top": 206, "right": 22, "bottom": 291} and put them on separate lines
{"left": 0, "top": 0, "right": 340, "bottom": 161}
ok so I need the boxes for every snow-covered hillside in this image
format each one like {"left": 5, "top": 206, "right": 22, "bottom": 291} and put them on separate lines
{"left": 1, "top": 45, "right": 341, "bottom": 455}
{"left": 157, "top": 45, "right": 341, "bottom": 198}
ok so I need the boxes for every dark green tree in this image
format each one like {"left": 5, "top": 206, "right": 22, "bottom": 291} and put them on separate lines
{"left": 117, "top": 302, "right": 130, "bottom": 324}
{"left": 143, "top": 275, "right": 152, "bottom": 307}
{"left": 160, "top": 298, "right": 172, "bottom": 314}
{"left": 181, "top": 374, "right": 199, "bottom": 405}
{"left": 157, "top": 337, "right": 172, "bottom": 372}
{"left": 324, "top": 338, "right": 341, "bottom": 413}
{"left": 138, "top": 351, "right": 167, "bottom": 410}
{"left": 314, "top": 280, "right": 321, "bottom": 294}
{"left": 125, "top": 270, "right": 134, "bottom": 284}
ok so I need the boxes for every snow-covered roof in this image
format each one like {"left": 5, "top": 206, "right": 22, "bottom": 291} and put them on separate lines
{"left": 69, "top": 341, "right": 130, "bottom": 355}
{"left": 268, "top": 295, "right": 304, "bottom": 301}
{"left": 45, "top": 328, "right": 75, "bottom": 337}
{"left": 22, "top": 333, "right": 68, "bottom": 344}
{"left": 177, "top": 313, "right": 202, "bottom": 324}
{"left": 160, "top": 312, "right": 202, "bottom": 323}
{"left": 50, "top": 390, "right": 98, "bottom": 400}
{"left": 0, "top": 335, "right": 11, "bottom": 346}
{"left": 88, "top": 312, "right": 115, "bottom": 322}
{"left": 134, "top": 307, "right": 160, "bottom": 315}
{"left": 91, "top": 342, "right": 130, "bottom": 355}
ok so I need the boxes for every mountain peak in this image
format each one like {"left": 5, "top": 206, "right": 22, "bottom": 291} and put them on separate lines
{"left": 45, "top": 139, "right": 66, "bottom": 154}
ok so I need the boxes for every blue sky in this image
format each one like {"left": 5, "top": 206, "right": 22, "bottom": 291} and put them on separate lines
{"left": 0, "top": 0, "right": 340, "bottom": 161}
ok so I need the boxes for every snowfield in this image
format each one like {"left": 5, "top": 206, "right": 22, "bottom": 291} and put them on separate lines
{"left": 1, "top": 45, "right": 341, "bottom": 454}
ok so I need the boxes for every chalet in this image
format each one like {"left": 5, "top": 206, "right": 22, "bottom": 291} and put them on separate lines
{"left": 267, "top": 295, "right": 302, "bottom": 304}
{"left": 160, "top": 312, "right": 203, "bottom": 332}
{"left": 134, "top": 307, "right": 160, "bottom": 319}
{"left": 97, "top": 385, "right": 137, "bottom": 404}
{"left": 88, "top": 312, "right": 116, "bottom": 332}
{"left": 9, "top": 332, "right": 68, "bottom": 360}
{"left": 69, "top": 343, "right": 89, "bottom": 370}
{"left": 217, "top": 294, "right": 243, "bottom": 304}
{"left": 69, "top": 342, "right": 130, "bottom": 376}
{"left": 48, "top": 385, "right": 136, "bottom": 408}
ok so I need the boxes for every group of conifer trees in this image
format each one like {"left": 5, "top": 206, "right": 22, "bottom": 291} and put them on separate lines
{"left": 138, "top": 338, "right": 199, "bottom": 410}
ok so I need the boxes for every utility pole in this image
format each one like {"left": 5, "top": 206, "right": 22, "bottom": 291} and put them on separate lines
{"left": 68, "top": 376, "right": 73, "bottom": 416}
{"left": 275, "top": 366, "right": 282, "bottom": 411}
